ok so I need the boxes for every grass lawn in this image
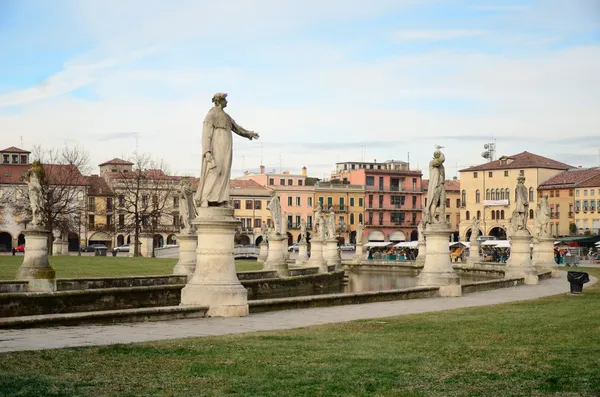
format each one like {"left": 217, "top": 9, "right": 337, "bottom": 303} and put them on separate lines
{"left": 0, "top": 256, "right": 263, "bottom": 280}
{"left": 0, "top": 268, "right": 599, "bottom": 397}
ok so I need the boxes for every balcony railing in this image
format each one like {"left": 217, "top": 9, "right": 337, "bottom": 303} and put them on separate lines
{"left": 568, "top": 211, "right": 574, "bottom": 217}
{"left": 550, "top": 213, "right": 560, "bottom": 219}
{"left": 366, "top": 204, "right": 423, "bottom": 211}
{"left": 364, "top": 221, "right": 415, "bottom": 228}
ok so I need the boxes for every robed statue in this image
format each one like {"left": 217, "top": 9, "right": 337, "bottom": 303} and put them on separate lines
{"left": 194, "top": 93, "right": 259, "bottom": 208}
{"left": 356, "top": 222, "right": 363, "bottom": 245}
{"left": 300, "top": 219, "right": 307, "bottom": 243}
{"left": 268, "top": 196, "right": 282, "bottom": 235}
{"left": 510, "top": 176, "right": 529, "bottom": 235}
{"left": 179, "top": 177, "right": 197, "bottom": 234}
{"left": 313, "top": 202, "right": 323, "bottom": 239}
{"left": 25, "top": 161, "right": 45, "bottom": 229}
{"left": 326, "top": 208, "right": 336, "bottom": 239}
{"left": 417, "top": 218, "right": 425, "bottom": 243}
{"left": 425, "top": 148, "right": 446, "bottom": 224}
{"left": 261, "top": 221, "right": 268, "bottom": 240}
{"left": 534, "top": 195, "right": 551, "bottom": 238}
{"left": 469, "top": 217, "right": 481, "bottom": 245}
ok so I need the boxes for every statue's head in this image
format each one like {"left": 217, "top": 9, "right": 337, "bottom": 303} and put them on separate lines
{"left": 212, "top": 92, "right": 228, "bottom": 108}
{"left": 544, "top": 194, "right": 548, "bottom": 200}
{"left": 180, "top": 176, "right": 190, "bottom": 186}
{"left": 433, "top": 150, "right": 441, "bottom": 159}
{"left": 517, "top": 176, "right": 525, "bottom": 184}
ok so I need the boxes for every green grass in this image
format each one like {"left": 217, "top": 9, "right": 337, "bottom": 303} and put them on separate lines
{"left": 0, "top": 268, "right": 599, "bottom": 396}
{"left": 0, "top": 256, "right": 263, "bottom": 280}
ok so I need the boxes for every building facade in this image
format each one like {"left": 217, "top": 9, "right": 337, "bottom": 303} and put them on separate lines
{"left": 573, "top": 174, "right": 600, "bottom": 235}
{"left": 313, "top": 182, "right": 365, "bottom": 244}
{"left": 459, "top": 151, "right": 572, "bottom": 240}
{"left": 84, "top": 175, "right": 116, "bottom": 249}
{"left": 230, "top": 179, "right": 274, "bottom": 245}
{"left": 331, "top": 160, "right": 423, "bottom": 242}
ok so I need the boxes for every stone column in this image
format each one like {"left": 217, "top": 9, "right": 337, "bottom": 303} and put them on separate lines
{"left": 325, "top": 239, "right": 342, "bottom": 269}
{"left": 415, "top": 240, "right": 426, "bottom": 266}
{"left": 17, "top": 228, "right": 56, "bottom": 292}
{"left": 467, "top": 242, "right": 480, "bottom": 267}
{"left": 353, "top": 243, "right": 364, "bottom": 262}
{"left": 505, "top": 230, "right": 538, "bottom": 285}
{"left": 296, "top": 241, "right": 309, "bottom": 265}
{"left": 532, "top": 236, "right": 559, "bottom": 278}
{"left": 52, "top": 239, "right": 63, "bottom": 256}
{"left": 416, "top": 223, "right": 461, "bottom": 297}
{"left": 257, "top": 241, "right": 268, "bottom": 263}
{"left": 307, "top": 239, "right": 328, "bottom": 273}
{"left": 264, "top": 235, "right": 289, "bottom": 276}
{"left": 180, "top": 207, "right": 248, "bottom": 317}
{"left": 172, "top": 233, "right": 197, "bottom": 278}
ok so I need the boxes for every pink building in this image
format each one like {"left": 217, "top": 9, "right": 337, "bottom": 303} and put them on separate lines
{"left": 235, "top": 166, "right": 316, "bottom": 244}
{"left": 331, "top": 160, "right": 423, "bottom": 242}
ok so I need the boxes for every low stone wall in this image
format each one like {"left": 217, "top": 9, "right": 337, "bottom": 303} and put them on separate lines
{"left": 249, "top": 286, "right": 440, "bottom": 313}
{"left": 454, "top": 266, "right": 505, "bottom": 277}
{"left": 538, "top": 271, "right": 552, "bottom": 281}
{"left": 236, "top": 270, "right": 279, "bottom": 281}
{"left": 0, "top": 280, "right": 28, "bottom": 293}
{"left": 0, "top": 285, "right": 182, "bottom": 318}
{"left": 345, "top": 262, "right": 422, "bottom": 272}
{"left": 243, "top": 271, "right": 345, "bottom": 300}
{"left": 461, "top": 278, "right": 524, "bottom": 294}
{"left": 289, "top": 267, "right": 319, "bottom": 277}
{"left": 56, "top": 275, "right": 187, "bottom": 291}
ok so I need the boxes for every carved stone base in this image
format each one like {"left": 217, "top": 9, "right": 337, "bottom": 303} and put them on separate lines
{"left": 506, "top": 231, "right": 538, "bottom": 285}
{"left": 129, "top": 241, "right": 142, "bottom": 257}
{"left": 353, "top": 243, "right": 364, "bottom": 262}
{"left": 172, "top": 233, "right": 197, "bottom": 278}
{"left": 466, "top": 242, "right": 480, "bottom": 268}
{"left": 264, "top": 235, "right": 289, "bottom": 276}
{"left": 180, "top": 207, "right": 248, "bottom": 317}
{"left": 257, "top": 242, "right": 268, "bottom": 263}
{"left": 533, "top": 236, "right": 560, "bottom": 278}
{"left": 296, "top": 242, "right": 309, "bottom": 265}
{"left": 283, "top": 238, "right": 290, "bottom": 261}
{"left": 417, "top": 223, "right": 460, "bottom": 296}
{"left": 52, "top": 239, "right": 64, "bottom": 256}
{"left": 325, "top": 239, "right": 341, "bottom": 269}
{"left": 139, "top": 234, "right": 153, "bottom": 257}
{"left": 307, "top": 239, "right": 328, "bottom": 273}
{"left": 415, "top": 240, "right": 426, "bottom": 266}
{"left": 17, "top": 228, "right": 56, "bottom": 292}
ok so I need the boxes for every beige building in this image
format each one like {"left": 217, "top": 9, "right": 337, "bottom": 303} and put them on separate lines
{"left": 85, "top": 175, "right": 116, "bottom": 249}
{"left": 314, "top": 182, "right": 365, "bottom": 244}
{"left": 423, "top": 178, "right": 461, "bottom": 241}
{"left": 538, "top": 167, "right": 600, "bottom": 237}
{"left": 230, "top": 179, "right": 274, "bottom": 245}
{"left": 573, "top": 174, "right": 600, "bottom": 235}
{"left": 459, "top": 152, "right": 572, "bottom": 240}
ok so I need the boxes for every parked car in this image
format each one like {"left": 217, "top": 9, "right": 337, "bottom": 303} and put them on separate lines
{"left": 14, "top": 244, "right": 25, "bottom": 253}
{"left": 340, "top": 244, "right": 355, "bottom": 251}
{"left": 288, "top": 243, "right": 299, "bottom": 252}
{"left": 81, "top": 244, "right": 108, "bottom": 252}
{"left": 113, "top": 244, "right": 130, "bottom": 253}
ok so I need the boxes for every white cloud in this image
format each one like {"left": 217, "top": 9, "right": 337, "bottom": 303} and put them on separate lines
{"left": 394, "top": 30, "right": 487, "bottom": 40}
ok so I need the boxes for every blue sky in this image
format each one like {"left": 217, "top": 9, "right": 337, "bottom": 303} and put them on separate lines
{"left": 1, "top": 0, "right": 599, "bottom": 179}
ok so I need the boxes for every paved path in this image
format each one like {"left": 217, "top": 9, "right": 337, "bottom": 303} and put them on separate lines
{"left": 0, "top": 272, "right": 594, "bottom": 353}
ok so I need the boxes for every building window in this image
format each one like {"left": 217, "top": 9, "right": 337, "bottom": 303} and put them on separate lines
{"left": 20, "top": 155, "right": 27, "bottom": 164}
{"left": 269, "top": 178, "right": 274, "bottom": 185}
{"left": 328, "top": 197, "right": 333, "bottom": 206}
{"left": 233, "top": 200, "right": 240, "bottom": 209}
{"left": 529, "top": 209, "right": 534, "bottom": 219}
{"left": 359, "top": 213, "right": 363, "bottom": 225}
{"left": 288, "top": 179, "right": 293, "bottom": 186}
{"left": 254, "top": 218, "right": 262, "bottom": 228}
{"left": 88, "top": 214, "right": 95, "bottom": 227}
{"left": 584, "top": 189, "right": 588, "bottom": 196}
{"left": 476, "top": 210, "right": 481, "bottom": 219}
{"left": 366, "top": 176, "right": 375, "bottom": 186}
{"left": 308, "top": 197, "right": 313, "bottom": 207}
{"left": 287, "top": 197, "right": 292, "bottom": 206}
{"left": 12, "top": 154, "right": 18, "bottom": 164}
{"left": 340, "top": 197, "right": 345, "bottom": 210}
{"left": 2, "top": 154, "right": 8, "bottom": 163}
{"left": 350, "top": 197, "right": 355, "bottom": 207}
{"left": 505, "top": 188, "right": 510, "bottom": 203}
{"left": 491, "top": 189, "right": 496, "bottom": 200}
{"left": 446, "top": 198, "right": 450, "bottom": 208}
{"left": 456, "top": 198, "right": 460, "bottom": 208}
{"left": 307, "top": 215, "right": 312, "bottom": 228}
{"left": 529, "top": 187, "right": 534, "bottom": 202}
{"left": 466, "top": 211, "right": 470, "bottom": 221}
{"left": 119, "top": 214, "right": 125, "bottom": 227}
{"left": 107, "top": 215, "right": 112, "bottom": 226}
{"left": 359, "top": 198, "right": 363, "bottom": 207}
{"left": 350, "top": 213, "right": 355, "bottom": 225}
{"left": 461, "top": 190, "right": 466, "bottom": 206}
{"left": 492, "top": 211, "right": 495, "bottom": 220}
{"left": 501, "top": 210, "right": 505, "bottom": 220}
{"left": 280, "top": 179, "right": 285, "bottom": 185}
{"left": 246, "top": 200, "right": 253, "bottom": 210}
{"left": 142, "top": 195, "right": 148, "bottom": 207}
{"left": 473, "top": 172, "right": 478, "bottom": 178}
{"left": 119, "top": 195, "right": 125, "bottom": 207}
{"left": 319, "top": 196, "right": 324, "bottom": 205}
{"left": 486, "top": 189, "right": 490, "bottom": 200}
{"left": 173, "top": 213, "right": 180, "bottom": 226}
{"left": 476, "top": 190, "right": 480, "bottom": 203}
{"left": 296, "top": 197, "right": 301, "bottom": 206}
{"left": 254, "top": 200, "right": 261, "bottom": 209}
{"left": 298, "top": 180, "right": 303, "bottom": 186}
{"left": 576, "top": 190, "right": 580, "bottom": 197}
{"left": 488, "top": 171, "right": 493, "bottom": 178}
{"left": 88, "top": 197, "right": 95, "bottom": 210}
{"left": 504, "top": 171, "right": 509, "bottom": 177}
{"left": 173, "top": 196, "right": 179, "bottom": 208}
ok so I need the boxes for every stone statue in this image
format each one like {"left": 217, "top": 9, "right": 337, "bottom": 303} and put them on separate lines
{"left": 510, "top": 176, "right": 529, "bottom": 235}
{"left": 268, "top": 196, "right": 282, "bottom": 235}
{"left": 356, "top": 222, "right": 363, "bottom": 244}
{"left": 469, "top": 218, "right": 481, "bottom": 244}
{"left": 417, "top": 218, "right": 425, "bottom": 243}
{"left": 281, "top": 211, "right": 288, "bottom": 237}
{"left": 425, "top": 148, "right": 446, "bottom": 224}
{"left": 326, "top": 208, "right": 336, "bottom": 239}
{"left": 194, "top": 93, "right": 259, "bottom": 208}
{"left": 25, "top": 161, "right": 45, "bottom": 228}
{"left": 300, "top": 219, "right": 307, "bottom": 243}
{"left": 320, "top": 215, "right": 327, "bottom": 241}
{"left": 179, "top": 177, "right": 197, "bottom": 234}
{"left": 313, "top": 202, "right": 323, "bottom": 239}
{"left": 261, "top": 221, "right": 268, "bottom": 240}
{"left": 535, "top": 195, "right": 551, "bottom": 237}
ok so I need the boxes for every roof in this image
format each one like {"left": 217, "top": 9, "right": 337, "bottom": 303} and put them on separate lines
{"left": 230, "top": 179, "right": 274, "bottom": 197}
{"left": 423, "top": 179, "right": 460, "bottom": 192}
{"left": 575, "top": 174, "right": 600, "bottom": 189}
{"left": 460, "top": 151, "right": 573, "bottom": 172}
{"left": 99, "top": 158, "right": 134, "bottom": 166}
{"left": 230, "top": 179, "right": 266, "bottom": 189}
{"left": 538, "top": 168, "right": 600, "bottom": 190}
{"left": 0, "top": 146, "right": 30, "bottom": 154}
{"left": 0, "top": 163, "right": 88, "bottom": 186}
{"left": 85, "top": 175, "right": 114, "bottom": 196}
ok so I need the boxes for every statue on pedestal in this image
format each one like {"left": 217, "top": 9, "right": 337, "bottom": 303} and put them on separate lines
{"left": 179, "top": 177, "right": 197, "bottom": 234}
{"left": 510, "top": 176, "right": 529, "bottom": 235}
{"left": 534, "top": 195, "right": 551, "bottom": 238}
{"left": 313, "top": 202, "right": 323, "bottom": 239}
{"left": 356, "top": 222, "right": 363, "bottom": 244}
{"left": 194, "top": 93, "right": 259, "bottom": 208}
{"left": 425, "top": 146, "right": 446, "bottom": 224}
{"left": 469, "top": 217, "right": 481, "bottom": 245}
{"left": 281, "top": 211, "right": 288, "bottom": 238}
{"left": 417, "top": 218, "right": 425, "bottom": 243}
{"left": 268, "top": 196, "right": 282, "bottom": 236}
{"left": 300, "top": 219, "right": 307, "bottom": 243}
{"left": 25, "top": 161, "right": 45, "bottom": 229}
{"left": 326, "top": 208, "right": 336, "bottom": 239}
{"left": 261, "top": 221, "right": 268, "bottom": 241}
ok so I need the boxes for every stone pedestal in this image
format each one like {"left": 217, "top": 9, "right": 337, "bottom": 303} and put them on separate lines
{"left": 129, "top": 240, "right": 143, "bottom": 257}
{"left": 296, "top": 242, "right": 309, "bottom": 265}
{"left": 467, "top": 242, "right": 480, "bottom": 267}
{"left": 325, "top": 239, "right": 342, "bottom": 269}
{"left": 139, "top": 234, "right": 153, "bottom": 257}
{"left": 257, "top": 241, "right": 268, "bottom": 263}
{"left": 416, "top": 223, "right": 461, "bottom": 297}
{"left": 264, "top": 235, "right": 289, "bottom": 276}
{"left": 506, "top": 231, "right": 538, "bottom": 285}
{"left": 307, "top": 239, "right": 328, "bottom": 273}
{"left": 52, "top": 239, "right": 64, "bottom": 256}
{"left": 172, "top": 233, "right": 197, "bottom": 278}
{"left": 533, "top": 236, "right": 560, "bottom": 278}
{"left": 353, "top": 243, "right": 364, "bottom": 262}
{"left": 61, "top": 241, "right": 69, "bottom": 256}
{"left": 180, "top": 207, "right": 248, "bottom": 317}
{"left": 283, "top": 238, "right": 290, "bottom": 261}
{"left": 17, "top": 228, "right": 56, "bottom": 292}
{"left": 415, "top": 240, "right": 426, "bottom": 266}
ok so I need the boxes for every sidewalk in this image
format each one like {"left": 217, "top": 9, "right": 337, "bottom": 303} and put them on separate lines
{"left": 0, "top": 272, "right": 592, "bottom": 353}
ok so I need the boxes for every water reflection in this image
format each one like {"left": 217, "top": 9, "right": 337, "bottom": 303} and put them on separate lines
{"left": 345, "top": 270, "right": 501, "bottom": 293}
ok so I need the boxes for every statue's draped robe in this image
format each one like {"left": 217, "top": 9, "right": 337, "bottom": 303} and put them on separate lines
{"left": 426, "top": 153, "right": 446, "bottom": 223}
{"left": 179, "top": 186, "right": 197, "bottom": 231}
{"left": 514, "top": 184, "right": 528, "bottom": 229}
{"left": 194, "top": 107, "right": 254, "bottom": 206}
{"left": 268, "top": 197, "right": 282, "bottom": 235}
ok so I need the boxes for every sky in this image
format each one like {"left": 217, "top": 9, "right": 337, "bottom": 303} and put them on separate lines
{"left": 1, "top": 0, "right": 599, "bottom": 180}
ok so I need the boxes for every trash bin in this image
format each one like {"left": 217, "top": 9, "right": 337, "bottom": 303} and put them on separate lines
{"left": 112, "top": 249, "right": 117, "bottom": 257}
{"left": 95, "top": 248, "right": 107, "bottom": 257}
{"left": 567, "top": 271, "right": 590, "bottom": 294}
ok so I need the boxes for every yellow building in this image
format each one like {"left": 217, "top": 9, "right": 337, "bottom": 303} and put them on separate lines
{"left": 573, "top": 174, "right": 600, "bottom": 235}
{"left": 538, "top": 168, "right": 600, "bottom": 237}
{"left": 314, "top": 182, "right": 365, "bottom": 244}
{"left": 423, "top": 178, "right": 461, "bottom": 241}
{"left": 85, "top": 175, "right": 116, "bottom": 249}
{"left": 459, "top": 152, "right": 572, "bottom": 240}
{"left": 230, "top": 179, "right": 274, "bottom": 245}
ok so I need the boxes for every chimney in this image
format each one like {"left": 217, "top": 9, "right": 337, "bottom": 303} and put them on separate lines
{"left": 453, "top": 176, "right": 458, "bottom": 180}
{"left": 302, "top": 166, "right": 307, "bottom": 176}
{"left": 260, "top": 165, "right": 265, "bottom": 174}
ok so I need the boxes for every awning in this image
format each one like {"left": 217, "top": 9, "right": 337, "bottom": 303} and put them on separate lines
{"left": 364, "top": 242, "right": 393, "bottom": 248}
{"left": 450, "top": 241, "right": 470, "bottom": 248}
{"left": 556, "top": 236, "right": 600, "bottom": 244}
{"left": 394, "top": 241, "right": 418, "bottom": 248}
{"left": 89, "top": 231, "right": 112, "bottom": 241}
{"left": 481, "top": 240, "right": 511, "bottom": 248}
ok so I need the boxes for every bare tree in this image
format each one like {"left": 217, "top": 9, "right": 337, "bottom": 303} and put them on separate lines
{"left": 8, "top": 145, "right": 89, "bottom": 252}
{"left": 108, "top": 153, "right": 178, "bottom": 257}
